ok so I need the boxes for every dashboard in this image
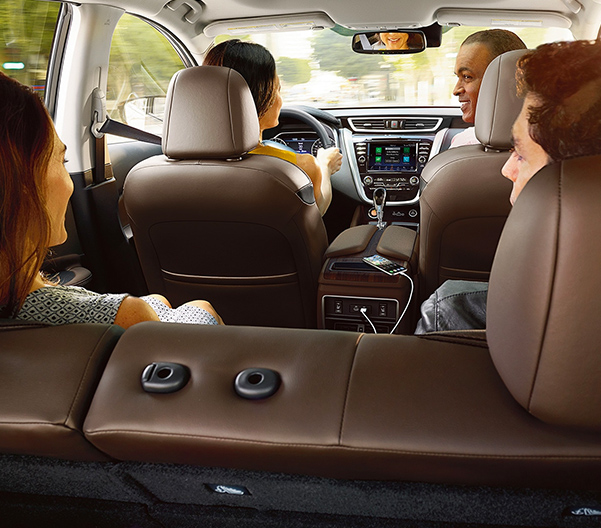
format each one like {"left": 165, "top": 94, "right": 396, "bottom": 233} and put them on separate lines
{"left": 270, "top": 133, "right": 325, "bottom": 156}
{"left": 265, "top": 107, "right": 464, "bottom": 227}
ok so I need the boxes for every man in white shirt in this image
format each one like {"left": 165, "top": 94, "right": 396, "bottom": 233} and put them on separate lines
{"left": 450, "top": 29, "right": 526, "bottom": 148}
{"left": 417, "top": 39, "right": 601, "bottom": 333}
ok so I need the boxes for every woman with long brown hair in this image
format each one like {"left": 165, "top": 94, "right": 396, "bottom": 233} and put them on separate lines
{"left": 0, "top": 72, "right": 223, "bottom": 328}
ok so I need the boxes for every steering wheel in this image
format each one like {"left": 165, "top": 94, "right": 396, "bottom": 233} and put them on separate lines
{"left": 263, "top": 106, "right": 336, "bottom": 153}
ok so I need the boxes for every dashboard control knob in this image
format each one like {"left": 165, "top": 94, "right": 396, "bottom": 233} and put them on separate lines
{"left": 418, "top": 156, "right": 427, "bottom": 164}
{"left": 408, "top": 209, "right": 418, "bottom": 218}
{"left": 363, "top": 176, "right": 373, "bottom": 186}
{"left": 409, "top": 176, "right": 419, "bottom": 186}
{"left": 358, "top": 155, "right": 366, "bottom": 163}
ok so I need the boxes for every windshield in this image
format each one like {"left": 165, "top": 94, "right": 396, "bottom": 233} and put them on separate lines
{"left": 216, "top": 26, "right": 572, "bottom": 108}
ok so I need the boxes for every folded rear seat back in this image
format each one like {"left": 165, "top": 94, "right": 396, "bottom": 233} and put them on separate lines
{"left": 0, "top": 321, "right": 123, "bottom": 461}
{"left": 84, "top": 321, "right": 601, "bottom": 489}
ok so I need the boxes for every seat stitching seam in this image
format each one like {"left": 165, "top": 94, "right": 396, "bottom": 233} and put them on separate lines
{"left": 338, "top": 334, "right": 362, "bottom": 446}
{"left": 528, "top": 170, "right": 562, "bottom": 410}
{"left": 65, "top": 327, "right": 115, "bottom": 430}
{"left": 83, "top": 430, "right": 601, "bottom": 461}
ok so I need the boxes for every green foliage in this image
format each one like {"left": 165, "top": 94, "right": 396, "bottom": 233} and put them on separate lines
{"left": 108, "top": 15, "right": 183, "bottom": 96}
{"left": 106, "top": 14, "right": 185, "bottom": 119}
{"left": 277, "top": 56, "right": 311, "bottom": 85}
{"left": 0, "top": 0, "right": 60, "bottom": 89}
{"left": 311, "top": 29, "right": 383, "bottom": 80}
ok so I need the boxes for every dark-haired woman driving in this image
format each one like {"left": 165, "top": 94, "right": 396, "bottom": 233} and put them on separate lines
{"left": 204, "top": 39, "right": 342, "bottom": 215}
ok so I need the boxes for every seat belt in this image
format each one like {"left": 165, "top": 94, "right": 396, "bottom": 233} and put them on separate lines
{"left": 91, "top": 88, "right": 162, "bottom": 184}
{"left": 91, "top": 88, "right": 108, "bottom": 184}
{"left": 98, "top": 118, "right": 162, "bottom": 146}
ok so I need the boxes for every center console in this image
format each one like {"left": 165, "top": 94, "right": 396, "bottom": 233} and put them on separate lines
{"left": 341, "top": 125, "right": 442, "bottom": 227}
{"left": 318, "top": 224, "right": 418, "bottom": 334}
{"left": 352, "top": 139, "right": 432, "bottom": 204}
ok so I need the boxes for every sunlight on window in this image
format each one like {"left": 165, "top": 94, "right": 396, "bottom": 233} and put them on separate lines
{"left": 0, "top": 0, "right": 60, "bottom": 96}
{"left": 218, "top": 26, "right": 573, "bottom": 108}
{"left": 107, "top": 14, "right": 184, "bottom": 136}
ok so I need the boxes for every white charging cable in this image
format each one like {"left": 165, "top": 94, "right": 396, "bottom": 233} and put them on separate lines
{"left": 360, "top": 307, "right": 378, "bottom": 333}
{"left": 390, "top": 270, "right": 414, "bottom": 334}
{"left": 359, "top": 270, "right": 414, "bottom": 335}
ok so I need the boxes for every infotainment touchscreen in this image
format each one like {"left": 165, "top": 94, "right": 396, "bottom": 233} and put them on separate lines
{"left": 367, "top": 143, "right": 417, "bottom": 172}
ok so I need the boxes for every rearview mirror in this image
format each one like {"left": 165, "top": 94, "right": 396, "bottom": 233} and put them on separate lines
{"left": 352, "top": 31, "right": 426, "bottom": 54}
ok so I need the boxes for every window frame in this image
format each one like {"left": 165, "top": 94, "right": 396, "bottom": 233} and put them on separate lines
{"left": 45, "top": 2, "right": 72, "bottom": 119}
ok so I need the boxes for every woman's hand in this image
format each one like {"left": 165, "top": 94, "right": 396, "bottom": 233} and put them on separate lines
{"left": 297, "top": 146, "right": 343, "bottom": 215}
{"left": 316, "top": 146, "right": 342, "bottom": 176}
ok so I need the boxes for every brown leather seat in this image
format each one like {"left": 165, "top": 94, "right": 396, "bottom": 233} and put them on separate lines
{"left": 418, "top": 49, "right": 528, "bottom": 302}
{"left": 0, "top": 321, "right": 122, "bottom": 461}
{"left": 488, "top": 153, "right": 601, "bottom": 430}
{"left": 84, "top": 156, "right": 601, "bottom": 490}
{"left": 123, "top": 66, "right": 328, "bottom": 328}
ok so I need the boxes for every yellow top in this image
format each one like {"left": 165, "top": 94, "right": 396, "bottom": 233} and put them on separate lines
{"left": 249, "top": 143, "right": 297, "bottom": 164}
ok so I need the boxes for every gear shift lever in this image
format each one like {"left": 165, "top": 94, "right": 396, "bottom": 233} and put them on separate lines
{"left": 373, "top": 187, "right": 387, "bottom": 230}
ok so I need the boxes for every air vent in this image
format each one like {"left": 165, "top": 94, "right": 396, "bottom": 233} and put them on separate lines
{"left": 348, "top": 118, "right": 387, "bottom": 131}
{"left": 349, "top": 117, "right": 442, "bottom": 133}
{"left": 402, "top": 118, "right": 442, "bottom": 131}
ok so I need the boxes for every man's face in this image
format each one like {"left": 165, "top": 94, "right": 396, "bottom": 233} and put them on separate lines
{"left": 502, "top": 94, "right": 551, "bottom": 205}
{"left": 453, "top": 43, "right": 493, "bottom": 124}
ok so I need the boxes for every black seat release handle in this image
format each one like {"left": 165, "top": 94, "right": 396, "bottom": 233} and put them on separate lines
{"left": 234, "top": 368, "right": 281, "bottom": 400}
{"left": 141, "top": 362, "right": 190, "bottom": 393}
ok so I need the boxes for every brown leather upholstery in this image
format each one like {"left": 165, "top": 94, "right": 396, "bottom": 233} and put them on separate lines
{"left": 124, "top": 66, "right": 328, "bottom": 328}
{"left": 488, "top": 155, "right": 601, "bottom": 430}
{"left": 84, "top": 322, "right": 601, "bottom": 488}
{"left": 418, "top": 50, "right": 527, "bottom": 302}
{"left": 324, "top": 224, "right": 377, "bottom": 258}
{"left": 0, "top": 322, "right": 122, "bottom": 461}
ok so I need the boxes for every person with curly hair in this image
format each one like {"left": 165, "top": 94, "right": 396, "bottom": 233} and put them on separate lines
{"left": 416, "top": 39, "right": 601, "bottom": 333}
{"left": 503, "top": 39, "right": 601, "bottom": 204}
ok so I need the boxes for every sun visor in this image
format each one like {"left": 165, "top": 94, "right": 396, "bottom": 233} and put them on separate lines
{"left": 436, "top": 9, "right": 572, "bottom": 29}
{"left": 204, "top": 12, "right": 335, "bottom": 36}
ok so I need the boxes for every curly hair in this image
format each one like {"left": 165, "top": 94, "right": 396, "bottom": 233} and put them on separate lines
{"left": 0, "top": 73, "right": 54, "bottom": 317}
{"left": 203, "top": 39, "right": 278, "bottom": 119}
{"left": 516, "top": 39, "right": 601, "bottom": 163}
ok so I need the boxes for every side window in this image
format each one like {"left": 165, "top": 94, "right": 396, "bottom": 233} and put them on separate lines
{"left": 107, "top": 14, "right": 185, "bottom": 140}
{"left": 0, "top": 0, "right": 60, "bottom": 97}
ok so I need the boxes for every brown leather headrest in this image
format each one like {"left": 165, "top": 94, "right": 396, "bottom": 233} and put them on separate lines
{"left": 487, "top": 154, "right": 601, "bottom": 430}
{"left": 162, "top": 66, "right": 260, "bottom": 159}
{"left": 475, "top": 49, "right": 528, "bottom": 150}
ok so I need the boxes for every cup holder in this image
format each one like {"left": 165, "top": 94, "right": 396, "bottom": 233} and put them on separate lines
{"left": 141, "top": 362, "right": 190, "bottom": 393}
{"left": 234, "top": 368, "right": 281, "bottom": 400}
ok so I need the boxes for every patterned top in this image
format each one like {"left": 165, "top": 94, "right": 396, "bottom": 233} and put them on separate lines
{"left": 17, "top": 286, "right": 127, "bottom": 325}
{"left": 141, "top": 295, "right": 218, "bottom": 325}
{"left": 16, "top": 285, "right": 219, "bottom": 326}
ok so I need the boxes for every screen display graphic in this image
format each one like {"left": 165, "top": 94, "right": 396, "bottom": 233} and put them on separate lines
{"left": 368, "top": 143, "right": 417, "bottom": 172}
{"left": 284, "top": 139, "right": 315, "bottom": 154}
